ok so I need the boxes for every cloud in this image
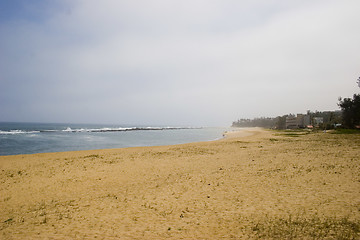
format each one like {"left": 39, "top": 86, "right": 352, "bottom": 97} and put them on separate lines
{"left": 1, "top": 0, "right": 359, "bottom": 125}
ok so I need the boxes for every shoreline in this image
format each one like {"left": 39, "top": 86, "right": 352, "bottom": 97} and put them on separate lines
{"left": 0, "top": 126, "right": 232, "bottom": 157}
{"left": 1, "top": 128, "right": 359, "bottom": 239}
{"left": 0, "top": 127, "right": 258, "bottom": 158}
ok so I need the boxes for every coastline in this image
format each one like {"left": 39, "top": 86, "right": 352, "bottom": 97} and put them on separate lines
{"left": 1, "top": 128, "right": 359, "bottom": 239}
{"left": 0, "top": 126, "right": 229, "bottom": 156}
{"left": 0, "top": 127, "right": 256, "bottom": 157}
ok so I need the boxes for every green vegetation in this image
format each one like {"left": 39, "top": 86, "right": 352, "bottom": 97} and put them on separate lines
{"left": 232, "top": 111, "right": 342, "bottom": 130}
{"left": 338, "top": 94, "right": 360, "bottom": 129}
{"left": 332, "top": 128, "right": 360, "bottom": 134}
{"left": 269, "top": 138, "right": 279, "bottom": 142}
{"left": 273, "top": 129, "right": 311, "bottom": 137}
{"left": 233, "top": 79, "right": 360, "bottom": 130}
{"left": 231, "top": 117, "right": 276, "bottom": 128}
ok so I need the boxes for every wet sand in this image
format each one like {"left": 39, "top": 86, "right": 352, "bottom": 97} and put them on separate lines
{"left": 1, "top": 128, "right": 359, "bottom": 239}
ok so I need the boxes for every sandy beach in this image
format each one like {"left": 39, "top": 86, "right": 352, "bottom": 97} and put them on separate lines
{"left": 1, "top": 128, "right": 359, "bottom": 239}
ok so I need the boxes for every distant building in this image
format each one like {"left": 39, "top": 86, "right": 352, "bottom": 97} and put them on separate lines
{"left": 286, "top": 114, "right": 306, "bottom": 129}
{"left": 313, "top": 117, "right": 324, "bottom": 127}
{"left": 304, "top": 115, "right": 311, "bottom": 126}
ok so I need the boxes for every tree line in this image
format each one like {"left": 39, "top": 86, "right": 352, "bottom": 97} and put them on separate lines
{"left": 233, "top": 79, "right": 360, "bottom": 130}
{"left": 231, "top": 111, "right": 343, "bottom": 130}
{"left": 338, "top": 94, "right": 360, "bottom": 128}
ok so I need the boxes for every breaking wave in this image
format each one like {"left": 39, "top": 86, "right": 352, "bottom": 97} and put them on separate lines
{"left": 60, "top": 126, "right": 197, "bottom": 133}
{"left": 0, "top": 130, "right": 40, "bottom": 135}
{"left": 0, "top": 126, "right": 199, "bottom": 134}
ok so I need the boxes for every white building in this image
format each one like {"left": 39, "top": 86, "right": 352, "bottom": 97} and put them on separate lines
{"left": 286, "top": 114, "right": 306, "bottom": 129}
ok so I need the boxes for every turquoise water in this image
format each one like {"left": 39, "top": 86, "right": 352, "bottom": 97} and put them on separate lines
{"left": 0, "top": 122, "right": 230, "bottom": 155}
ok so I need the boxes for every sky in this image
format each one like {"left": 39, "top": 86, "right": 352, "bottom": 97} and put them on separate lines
{"left": 0, "top": 0, "right": 359, "bottom": 126}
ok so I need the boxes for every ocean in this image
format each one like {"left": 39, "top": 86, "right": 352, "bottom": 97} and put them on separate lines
{"left": 0, "top": 122, "right": 230, "bottom": 156}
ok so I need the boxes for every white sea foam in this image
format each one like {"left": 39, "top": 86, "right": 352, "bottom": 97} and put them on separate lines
{"left": 0, "top": 130, "right": 40, "bottom": 135}
{"left": 0, "top": 126, "right": 197, "bottom": 135}
{"left": 0, "top": 123, "right": 225, "bottom": 156}
{"left": 63, "top": 127, "right": 73, "bottom": 132}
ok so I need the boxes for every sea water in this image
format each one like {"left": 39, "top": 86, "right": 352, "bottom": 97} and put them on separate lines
{"left": 0, "top": 122, "right": 230, "bottom": 156}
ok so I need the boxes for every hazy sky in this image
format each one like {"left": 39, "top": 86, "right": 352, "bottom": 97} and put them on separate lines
{"left": 1, "top": 0, "right": 359, "bottom": 126}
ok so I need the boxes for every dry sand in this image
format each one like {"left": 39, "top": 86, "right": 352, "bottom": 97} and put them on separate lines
{"left": 1, "top": 128, "right": 359, "bottom": 239}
